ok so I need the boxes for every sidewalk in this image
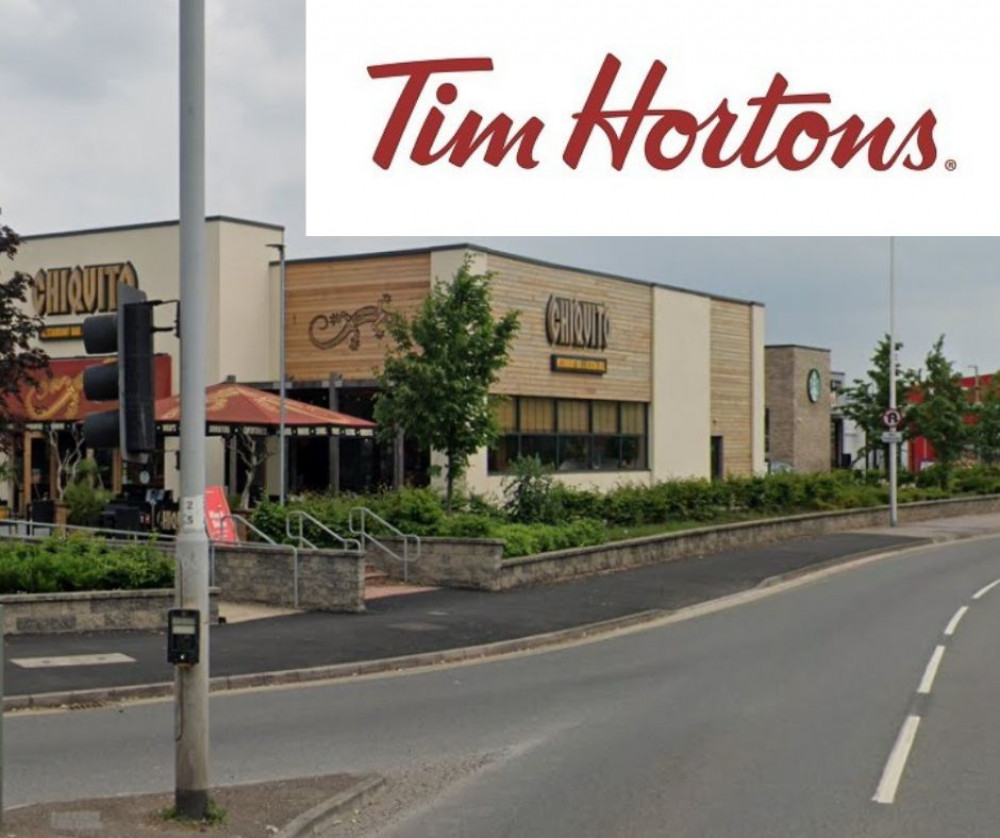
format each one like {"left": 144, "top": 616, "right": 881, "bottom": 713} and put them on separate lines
{"left": 6, "top": 514, "right": 1000, "bottom": 705}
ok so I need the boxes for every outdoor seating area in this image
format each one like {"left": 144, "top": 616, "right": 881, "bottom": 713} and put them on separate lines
{"left": 0, "top": 378, "right": 375, "bottom": 531}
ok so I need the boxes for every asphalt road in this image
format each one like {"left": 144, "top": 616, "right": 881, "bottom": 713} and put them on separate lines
{"left": 3, "top": 530, "right": 916, "bottom": 697}
{"left": 5, "top": 533, "right": 1000, "bottom": 837}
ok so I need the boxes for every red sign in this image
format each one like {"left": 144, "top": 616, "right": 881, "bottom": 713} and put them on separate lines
{"left": 205, "top": 486, "right": 238, "bottom": 543}
{"left": 5, "top": 355, "right": 172, "bottom": 423}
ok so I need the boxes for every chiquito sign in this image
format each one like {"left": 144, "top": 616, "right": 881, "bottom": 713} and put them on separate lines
{"left": 32, "top": 262, "right": 139, "bottom": 317}
{"left": 367, "top": 54, "right": 939, "bottom": 173}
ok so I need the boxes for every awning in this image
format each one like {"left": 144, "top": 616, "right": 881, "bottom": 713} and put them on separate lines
{"left": 2, "top": 356, "right": 172, "bottom": 430}
{"left": 155, "top": 382, "right": 376, "bottom": 437}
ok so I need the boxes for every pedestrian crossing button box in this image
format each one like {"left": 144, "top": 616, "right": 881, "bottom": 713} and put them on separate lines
{"left": 167, "top": 609, "right": 200, "bottom": 665}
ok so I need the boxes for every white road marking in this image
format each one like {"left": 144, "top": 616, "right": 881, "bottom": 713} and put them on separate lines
{"left": 972, "top": 579, "right": 1000, "bottom": 600}
{"left": 917, "top": 645, "right": 947, "bottom": 695}
{"left": 944, "top": 606, "right": 968, "bottom": 636}
{"left": 11, "top": 653, "right": 136, "bottom": 669}
{"left": 873, "top": 715, "right": 922, "bottom": 805}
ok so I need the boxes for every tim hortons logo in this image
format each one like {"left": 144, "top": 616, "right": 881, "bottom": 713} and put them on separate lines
{"left": 367, "top": 54, "right": 940, "bottom": 172}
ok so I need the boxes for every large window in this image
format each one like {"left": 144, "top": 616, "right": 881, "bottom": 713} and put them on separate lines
{"left": 488, "top": 397, "right": 648, "bottom": 473}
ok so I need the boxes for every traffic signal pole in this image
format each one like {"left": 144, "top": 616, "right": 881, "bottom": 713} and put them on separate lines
{"left": 176, "top": 0, "right": 210, "bottom": 819}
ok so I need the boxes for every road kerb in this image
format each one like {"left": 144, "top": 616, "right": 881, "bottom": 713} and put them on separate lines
{"left": 275, "top": 774, "right": 386, "bottom": 838}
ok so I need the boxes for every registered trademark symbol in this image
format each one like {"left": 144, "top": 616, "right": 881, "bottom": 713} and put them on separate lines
{"left": 945, "top": 159, "right": 957, "bottom": 171}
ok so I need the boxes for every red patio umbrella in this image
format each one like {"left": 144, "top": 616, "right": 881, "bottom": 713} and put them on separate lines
{"left": 155, "top": 382, "right": 375, "bottom": 437}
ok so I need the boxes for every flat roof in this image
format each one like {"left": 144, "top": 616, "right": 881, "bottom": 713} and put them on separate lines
{"left": 765, "top": 343, "right": 831, "bottom": 353}
{"left": 22, "top": 215, "right": 284, "bottom": 241}
{"left": 286, "top": 242, "right": 765, "bottom": 308}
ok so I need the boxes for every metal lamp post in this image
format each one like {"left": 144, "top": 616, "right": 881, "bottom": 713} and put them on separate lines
{"left": 176, "top": 0, "right": 210, "bottom": 818}
{"left": 267, "top": 243, "right": 287, "bottom": 505}
{"left": 888, "top": 237, "right": 898, "bottom": 528}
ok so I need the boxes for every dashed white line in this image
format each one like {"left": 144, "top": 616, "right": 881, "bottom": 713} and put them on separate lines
{"left": 944, "top": 606, "right": 969, "bottom": 636}
{"left": 873, "top": 715, "right": 922, "bottom": 805}
{"left": 917, "top": 645, "right": 947, "bottom": 695}
{"left": 972, "top": 579, "right": 1000, "bottom": 600}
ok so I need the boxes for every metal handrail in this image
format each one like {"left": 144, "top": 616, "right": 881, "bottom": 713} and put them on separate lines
{"left": 217, "top": 514, "right": 301, "bottom": 608}
{"left": 348, "top": 506, "right": 420, "bottom": 581}
{"left": 0, "top": 517, "right": 176, "bottom": 544}
{"left": 221, "top": 513, "right": 277, "bottom": 545}
{"left": 286, "top": 510, "right": 362, "bottom": 553}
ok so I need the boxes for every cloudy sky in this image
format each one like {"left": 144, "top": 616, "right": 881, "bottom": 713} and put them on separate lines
{"left": 1, "top": 1, "right": 996, "bottom": 382}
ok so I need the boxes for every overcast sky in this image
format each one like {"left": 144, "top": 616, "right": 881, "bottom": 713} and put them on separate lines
{"left": 1, "top": 1, "right": 996, "bottom": 383}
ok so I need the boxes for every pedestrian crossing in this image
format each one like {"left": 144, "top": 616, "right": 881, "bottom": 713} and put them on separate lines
{"left": 11, "top": 653, "right": 136, "bottom": 669}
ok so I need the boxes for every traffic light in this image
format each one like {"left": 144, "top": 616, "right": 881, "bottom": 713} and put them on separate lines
{"left": 82, "top": 285, "right": 156, "bottom": 462}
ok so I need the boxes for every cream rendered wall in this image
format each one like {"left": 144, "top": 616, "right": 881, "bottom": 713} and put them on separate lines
{"left": 216, "top": 222, "right": 283, "bottom": 382}
{"left": 10, "top": 218, "right": 280, "bottom": 498}
{"left": 14, "top": 223, "right": 185, "bottom": 391}
{"left": 468, "top": 470, "right": 653, "bottom": 503}
{"left": 751, "top": 305, "right": 767, "bottom": 474}
{"left": 651, "top": 286, "right": 711, "bottom": 480}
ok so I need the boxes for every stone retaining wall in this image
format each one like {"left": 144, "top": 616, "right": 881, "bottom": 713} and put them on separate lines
{"left": 369, "top": 495, "right": 1000, "bottom": 592}
{"left": 1, "top": 589, "right": 220, "bottom": 635}
{"left": 366, "top": 537, "right": 505, "bottom": 590}
{"left": 211, "top": 543, "right": 365, "bottom": 612}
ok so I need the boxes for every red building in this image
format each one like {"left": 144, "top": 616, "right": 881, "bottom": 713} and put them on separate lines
{"left": 907, "top": 373, "right": 990, "bottom": 471}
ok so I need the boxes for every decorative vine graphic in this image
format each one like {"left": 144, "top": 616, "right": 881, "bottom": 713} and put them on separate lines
{"left": 308, "top": 293, "right": 392, "bottom": 351}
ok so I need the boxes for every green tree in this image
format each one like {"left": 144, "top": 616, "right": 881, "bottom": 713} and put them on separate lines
{"left": 970, "top": 372, "right": 1000, "bottom": 465}
{"left": 841, "top": 335, "right": 914, "bottom": 468}
{"left": 374, "top": 257, "right": 520, "bottom": 510}
{"left": 907, "top": 335, "right": 968, "bottom": 485}
{"left": 0, "top": 212, "right": 50, "bottom": 454}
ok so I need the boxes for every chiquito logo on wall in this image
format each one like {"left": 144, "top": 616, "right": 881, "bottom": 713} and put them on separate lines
{"left": 307, "top": 0, "right": 998, "bottom": 235}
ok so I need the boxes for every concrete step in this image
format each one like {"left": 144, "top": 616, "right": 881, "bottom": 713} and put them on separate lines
{"left": 365, "top": 565, "right": 391, "bottom": 586}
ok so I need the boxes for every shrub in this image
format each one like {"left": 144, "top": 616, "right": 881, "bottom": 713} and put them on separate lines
{"left": 439, "top": 513, "right": 495, "bottom": 539}
{"left": 501, "top": 456, "right": 560, "bottom": 524}
{"left": 0, "top": 537, "right": 173, "bottom": 594}
{"left": 494, "top": 518, "right": 606, "bottom": 558}
{"left": 63, "top": 481, "right": 114, "bottom": 527}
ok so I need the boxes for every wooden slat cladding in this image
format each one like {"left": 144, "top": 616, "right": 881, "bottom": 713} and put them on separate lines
{"left": 285, "top": 255, "right": 431, "bottom": 381}
{"left": 486, "top": 255, "right": 652, "bottom": 402}
{"left": 710, "top": 300, "right": 753, "bottom": 476}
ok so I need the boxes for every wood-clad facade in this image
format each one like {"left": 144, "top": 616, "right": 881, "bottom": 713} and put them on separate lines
{"left": 285, "top": 254, "right": 431, "bottom": 382}
{"left": 488, "top": 255, "right": 653, "bottom": 403}
{"left": 710, "top": 300, "right": 756, "bottom": 477}
{"left": 283, "top": 245, "right": 765, "bottom": 494}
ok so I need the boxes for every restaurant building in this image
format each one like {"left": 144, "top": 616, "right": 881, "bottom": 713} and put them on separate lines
{"left": 3, "top": 217, "right": 283, "bottom": 515}
{"left": 764, "top": 345, "right": 833, "bottom": 473}
{"left": 284, "top": 245, "right": 766, "bottom": 497}
{"left": 2, "top": 221, "right": 767, "bottom": 511}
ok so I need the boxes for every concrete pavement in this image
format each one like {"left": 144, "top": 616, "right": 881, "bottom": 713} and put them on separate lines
{"left": 5, "top": 513, "right": 1000, "bottom": 706}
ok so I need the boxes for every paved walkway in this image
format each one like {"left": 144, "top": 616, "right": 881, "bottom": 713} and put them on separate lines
{"left": 6, "top": 514, "right": 1000, "bottom": 702}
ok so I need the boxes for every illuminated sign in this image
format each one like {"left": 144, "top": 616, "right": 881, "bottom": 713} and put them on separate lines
{"left": 551, "top": 354, "right": 608, "bottom": 375}
{"left": 40, "top": 323, "right": 85, "bottom": 341}
{"left": 545, "top": 295, "right": 611, "bottom": 350}
{"left": 32, "top": 262, "right": 139, "bottom": 317}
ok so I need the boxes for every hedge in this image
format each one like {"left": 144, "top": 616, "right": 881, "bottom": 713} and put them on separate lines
{"left": 248, "top": 468, "right": 1000, "bottom": 560}
{"left": 0, "top": 537, "right": 174, "bottom": 594}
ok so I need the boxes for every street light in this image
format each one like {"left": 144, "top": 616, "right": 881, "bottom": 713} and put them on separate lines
{"left": 888, "top": 236, "right": 898, "bottom": 527}
{"left": 267, "top": 242, "right": 287, "bottom": 505}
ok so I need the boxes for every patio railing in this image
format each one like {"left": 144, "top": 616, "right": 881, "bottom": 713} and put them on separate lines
{"left": 348, "top": 506, "right": 420, "bottom": 582}
{"left": 285, "top": 510, "right": 362, "bottom": 553}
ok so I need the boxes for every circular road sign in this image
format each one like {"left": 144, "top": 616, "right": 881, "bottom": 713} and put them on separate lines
{"left": 882, "top": 408, "right": 902, "bottom": 428}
